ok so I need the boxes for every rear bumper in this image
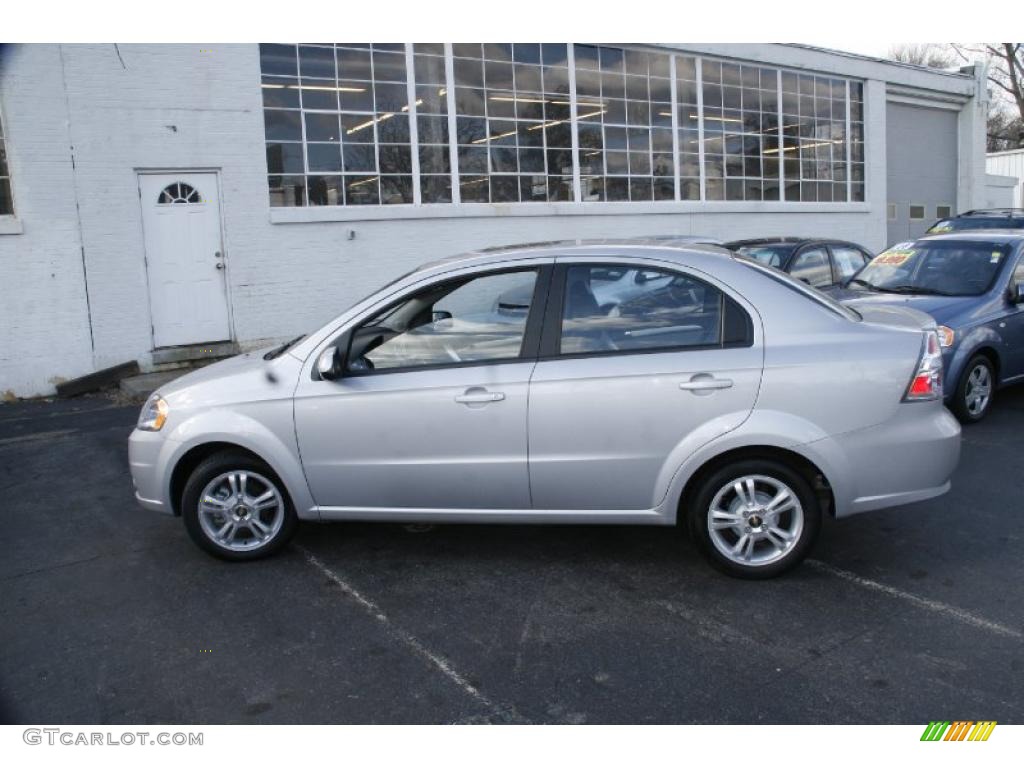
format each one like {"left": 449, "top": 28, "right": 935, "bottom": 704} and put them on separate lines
{"left": 809, "top": 404, "right": 961, "bottom": 518}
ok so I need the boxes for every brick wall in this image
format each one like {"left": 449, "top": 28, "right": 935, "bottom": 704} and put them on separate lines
{"left": 0, "top": 44, "right": 964, "bottom": 397}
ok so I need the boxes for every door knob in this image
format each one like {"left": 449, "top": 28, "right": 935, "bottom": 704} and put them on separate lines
{"left": 679, "top": 375, "right": 733, "bottom": 393}
{"left": 455, "top": 388, "right": 505, "bottom": 405}
{"left": 215, "top": 263, "right": 225, "bottom": 270}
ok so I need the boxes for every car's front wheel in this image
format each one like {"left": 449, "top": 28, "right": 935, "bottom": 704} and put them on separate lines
{"left": 181, "top": 450, "right": 298, "bottom": 561}
{"left": 688, "top": 459, "right": 821, "bottom": 579}
{"left": 953, "top": 355, "right": 995, "bottom": 423}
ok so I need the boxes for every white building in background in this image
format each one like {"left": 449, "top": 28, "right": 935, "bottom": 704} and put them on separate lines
{"left": 0, "top": 43, "right": 989, "bottom": 397}
{"left": 986, "top": 148, "right": 1024, "bottom": 208}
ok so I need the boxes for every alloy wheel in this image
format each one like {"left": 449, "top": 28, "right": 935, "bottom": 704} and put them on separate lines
{"left": 706, "top": 474, "right": 804, "bottom": 567}
{"left": 965, "top": 363, "right": 992, "bottom": 417}
{"left": 197, "top": 470, "right": 285, "bottom": 552}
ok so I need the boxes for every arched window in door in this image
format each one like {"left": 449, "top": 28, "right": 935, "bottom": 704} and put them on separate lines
{"left": 157, "top": 182, "right": 203, "bottom": 204}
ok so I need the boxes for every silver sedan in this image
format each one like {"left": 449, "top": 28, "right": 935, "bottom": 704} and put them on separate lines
{"left": 129, "top": 240, "right": 961, "bottom": 578}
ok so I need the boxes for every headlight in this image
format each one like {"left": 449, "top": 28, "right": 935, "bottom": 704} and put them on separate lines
{"left": 936, "top": 325, "right": 955, "bottom": 348}
{"left": 137, "top": 394, "right": 169, "bottom": 431}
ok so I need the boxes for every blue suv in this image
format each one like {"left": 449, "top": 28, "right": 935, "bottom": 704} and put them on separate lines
{"left": 838, "top": 231, "right": 1024, "bottom": 422}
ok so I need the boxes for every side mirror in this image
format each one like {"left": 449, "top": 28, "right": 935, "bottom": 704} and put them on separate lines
{"left": 316, "top": 345, "right": 345, "bottom": 381}
{"left": 1012, "top": 283, "right": 1024, "bottom": 304}
{"left": 432, "top": 310, "right": 453, "bottom": 323}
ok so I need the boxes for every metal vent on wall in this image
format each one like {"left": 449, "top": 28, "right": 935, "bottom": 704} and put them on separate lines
{"left": 157, "top": 182, "right": 202, "bottom": 204}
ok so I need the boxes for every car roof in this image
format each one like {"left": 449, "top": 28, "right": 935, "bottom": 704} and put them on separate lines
{"left": 916, "top": 230, "right": 1024, "bottom": 244}
{"left": 415, "top": 238, "right": 737, "bottom": 275}
{"left": 955, "top": 208, "right": 1024, "bottom": 218}
{"left": 724, "top": 237, "right": 866, "bottom": 249}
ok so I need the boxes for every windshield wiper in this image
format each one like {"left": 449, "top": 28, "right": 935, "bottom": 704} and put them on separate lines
{"left": 264, "top": 335, "right": 305, "bottom": 360}
{"left": 876, "top": 285, "right": 953, "bottom": 296}
{"left": 846, "top": 278, "right": 880, "bottom": 291}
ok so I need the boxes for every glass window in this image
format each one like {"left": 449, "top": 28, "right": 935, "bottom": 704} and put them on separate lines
{"left": 258, "top": 44, "right": 865, "bottom": 209}
{"left": 909, "top": 205, "right": 925, "bottom": 220}
{"left": 789, "top": 247, "right": 832, "bottom": 287}
{"left": 0, "top": 110, "right": 13, "bottom": 215}
{"left": 558, "top": 265, "right": 733, "bottom": 354}
{"left": 575, "top": 47, "right": 676, "bottom": 202}
{"left": 451, "top": 44, "right": 568, "bottom": 203}
{"left": 936, "top": 204, "right": 952, "bottom": 219}
{"left": 831, "top": 245, "right": 870, "bottom": 280}
{"left": 260, "top": 43, "right": 414, "bottom": 207}
{"left": 346, "top": 270, "right": 538, "bottom": 372}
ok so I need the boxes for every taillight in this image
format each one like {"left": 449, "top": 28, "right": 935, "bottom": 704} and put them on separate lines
{"left": 904, "top": 330, "right": 943, "bottom": 401}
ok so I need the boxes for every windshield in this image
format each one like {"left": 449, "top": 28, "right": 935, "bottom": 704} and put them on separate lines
{"left": 851, "top": 240, "right": 1012, "bottom": 297}
{"left": 735, "top": 256, "right": 861, "bottom": 321}
{"left": 927, "top": 218, "right": 1024, "bottom": 234}
{"left": 733, "top": 244, "right": 796, "bottom": 269}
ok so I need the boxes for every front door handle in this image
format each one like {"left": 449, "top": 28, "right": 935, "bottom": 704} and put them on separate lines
{"left": 455, "top": 388, "right": 505, "bottom": 404}
{"left": 679, "top": 375, "right": 733, "bottom": 392}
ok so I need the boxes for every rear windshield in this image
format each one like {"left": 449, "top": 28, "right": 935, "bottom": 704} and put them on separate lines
{"left": 735, "top": 256, "right": 860, "bottom": 321}
{"left": 927, "top": 217, "right": 1024, "bottom": 234}
{"left": 852, "top": 239, "right": 1013, "bottom": 297}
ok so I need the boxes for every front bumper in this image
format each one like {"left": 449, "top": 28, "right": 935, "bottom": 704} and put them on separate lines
{"left": 128, "top": 428, "right": 175, "bottom": 515}
{"left": 810, "top": 403, "right": 961, "bottom": 518}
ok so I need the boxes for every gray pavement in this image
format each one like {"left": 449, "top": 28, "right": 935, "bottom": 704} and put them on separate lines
{"left": 1, "top": 391, "right": 1022, "bottom": 724}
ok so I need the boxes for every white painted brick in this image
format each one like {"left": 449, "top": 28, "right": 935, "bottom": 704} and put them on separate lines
{"left": 0, "top": 44, "right": 979, "bottom": 397}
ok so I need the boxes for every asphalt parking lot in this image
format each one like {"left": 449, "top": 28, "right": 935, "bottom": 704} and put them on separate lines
{"left": 1, "top": 391, "right": 1022, "bottom": 725}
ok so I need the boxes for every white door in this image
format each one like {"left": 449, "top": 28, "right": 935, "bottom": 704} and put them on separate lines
{"left": 139, "top": 172, "right": 231, "bottom": 347}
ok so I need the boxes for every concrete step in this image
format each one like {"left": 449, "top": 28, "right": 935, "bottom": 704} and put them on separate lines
{"left": 151, "top": 341, "right": 238, "bottom": 366}
{"left": 119, "top": 370, "right": 190, "bottom": 400}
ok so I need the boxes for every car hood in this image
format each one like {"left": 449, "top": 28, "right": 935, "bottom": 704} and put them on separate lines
{"left": 834, "top": 289, "right": 978, "bottom": 325}
{"left": 156, "top": 346, "right": 298, "bottom": 408}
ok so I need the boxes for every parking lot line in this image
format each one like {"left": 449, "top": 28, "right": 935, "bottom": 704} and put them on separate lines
{"left": 298, "top": 545, "right": 528, "bottom": 724}
{"left": 807, "top": 559, "right": 1021, "bottom": 640}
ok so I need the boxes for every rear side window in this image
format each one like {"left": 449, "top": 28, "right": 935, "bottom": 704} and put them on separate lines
{"left": 557, "top": 264, "right": 751, "bottom": 355}
{"left": 789, "top": 247, "right": 832, "bottom": 287}
{"left": 831, "top": 245, "right": 871, "bottom": 280}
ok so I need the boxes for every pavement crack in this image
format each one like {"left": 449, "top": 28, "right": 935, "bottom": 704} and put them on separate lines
{"left": 297, "top": 545, "right": 529, "bottom": 724}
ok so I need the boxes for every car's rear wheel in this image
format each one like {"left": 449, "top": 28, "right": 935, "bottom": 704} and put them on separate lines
{"left": 688, "top": 459, "right": 821, "bottom": 579}
{"left": 182, "top": 451, "right": 298, "bottom": 561}
{"left": 953, "top": 355, "right": 995, "bottom": 423}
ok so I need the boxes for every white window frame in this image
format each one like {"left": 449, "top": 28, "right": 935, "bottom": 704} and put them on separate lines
{"left": 267, "top": 43, "right": 870, "bottom": 223}
{"left": 0, "top": 101, "right": 22, "bottom": 235}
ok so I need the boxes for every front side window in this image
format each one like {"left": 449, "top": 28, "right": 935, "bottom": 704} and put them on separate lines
{"left": 831, "top": 245, "right": 870, "bottom": 280}
{"left": 852, "top": 240, "right": 1012, "bottom": 297}
{"left": 558, "top": 264, "right": 749, "bottom": 354}
{"left": 788, "top": 247, "right": 832, "bottom": 287}
{"left": 346, "top": 269, "right": 538, "bottom": 372}
{"left": 0, "top": 110, "right": 12, "bottom": 215}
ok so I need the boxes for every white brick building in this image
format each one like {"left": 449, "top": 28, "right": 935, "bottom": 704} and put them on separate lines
{"left": 0, "top": 43, "right": 989, "bottom": 397}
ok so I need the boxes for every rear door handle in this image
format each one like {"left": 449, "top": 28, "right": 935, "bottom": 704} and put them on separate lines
{"left": 455, "top": 389, "right": 505, "bottom": 404}
{"left": 679, "top": 376, "right": 733, "bottom": 392}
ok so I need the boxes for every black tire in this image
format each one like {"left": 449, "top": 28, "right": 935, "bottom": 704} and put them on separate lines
{"left": 181, "top": 450, "right": 298, "bottom": 561}
{"left": 952, "top": 354, "right": 995, "bottom": 424}
{"left": 687, "top": 459, "right": 821, "bottom": 579}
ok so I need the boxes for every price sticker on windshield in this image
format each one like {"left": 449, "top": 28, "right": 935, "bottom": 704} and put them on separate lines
{"left": 872, "top": 248, "right": 915, "bottom": 266}
{"left": 991, "top": 251, "right": 1003, "bottom": 263}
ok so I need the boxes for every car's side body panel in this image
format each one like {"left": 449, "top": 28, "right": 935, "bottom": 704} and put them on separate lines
{"left": 129, "top": 241, "right": 960, "bottom": 537}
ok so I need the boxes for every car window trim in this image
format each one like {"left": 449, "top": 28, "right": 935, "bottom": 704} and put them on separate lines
{"left": 326, "top": 264, "right": 554, "bottom": 379}
{"left": 537, "top": 261, "right": 754, "bottom": 362}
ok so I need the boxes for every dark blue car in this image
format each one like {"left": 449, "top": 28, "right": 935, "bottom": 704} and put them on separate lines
{"left": 836, "top": 231, "right": 1024, "bottom": 422}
